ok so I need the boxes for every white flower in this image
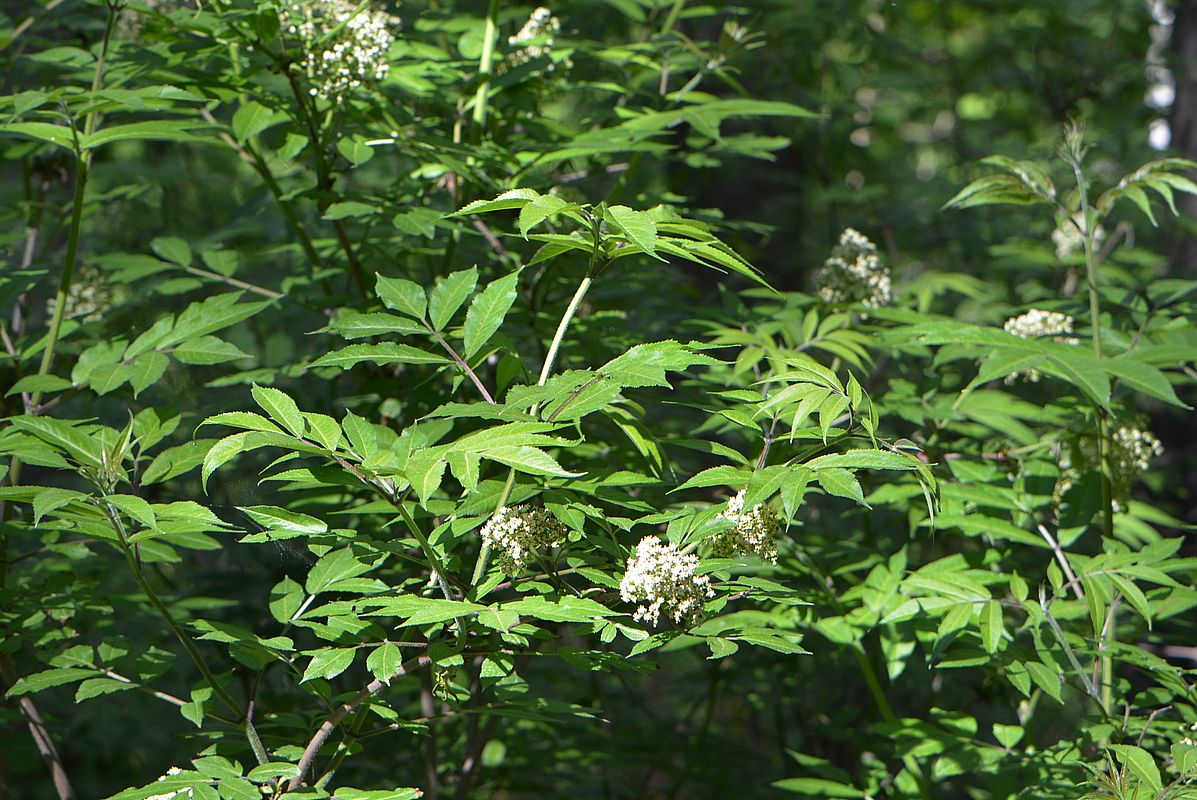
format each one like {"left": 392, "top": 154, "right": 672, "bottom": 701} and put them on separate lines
{"left": 619, "top": 536, "right": 714, "bottom": 627}
{"left": 503, "top": 7, "right": 568, "bottom": 73}
{"left": 279, "top": 0, "right": 397, "bottom": 103}
{"left": 1054, "top": 423, "right": 1164, "bottom": 514}
{"left": 1052, "top": 211, "right": 1106, "bottom": 259}
{"left": 1003, "top": 308, "right": 1076, "bottom": 340}
{"left": 45, "top": 265, "right": 111, "bottom": 323}
{"left": 711, "top": 490, "right": 779, "bottom": 563}
{"left": 1002, "top": 308, "right": 1080, "bottom": 382}
{"left": 1111, "top": 426, "right": 1164, "bottom": 475}
{"left": 813, "top": 228, "right": 892, "bottom": 308}
{"left": 480, "top": 505, "right": 567, "bottom": 574}
{"left": 144, "top": 767, "right": 191, "bottom": 800}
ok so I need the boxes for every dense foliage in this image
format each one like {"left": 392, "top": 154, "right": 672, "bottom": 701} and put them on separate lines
{"left": 1, "top": 2, "right": 1196, "bottom": 799}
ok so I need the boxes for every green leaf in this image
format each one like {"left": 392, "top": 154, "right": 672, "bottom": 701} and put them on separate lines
{"left": 463, "top": 269, "right": 521, "bottom": 358}
{"left": 772, "top": 778, "right": 864, "bottom": 797}
{"left": 992, "top": 723, "right": 1024, "bottom": 749}
{"left": 1104, "top": 356, "right": 1189, "bottom": 408}
{"left": 33, "top": 487, "right": 89, "bottom": 524}
{"left": 202, "top": 433, "right": 250, "bottom": 491}
{"left": 82, "top": 120, "right": 209, "bottom": 149}
{"left": 518, "top": 194, "right": 572, "bottom": 237}
{"left": 174, "top": 336, "right": 251, "bottom": 365}
{"left": 375, "top": 274, "right": 427, "bottom": 319}
{"left": 199, "top": 412, "right": 282, "bottom": 434}
{"left": 1025, "top": 660, "right": 1063, "bottom": 703}
{"left": 815, "top": 468, "right": 865, "bottom": 505}
{"left": 231, "top": 101, "right": 284, "bottom": 143}
{"left": 75, "top": 677, "right": 135, "bottom": 703}
{"left": 405, "top": 452, "right": 447, "bottom": 505}
{"left": 152, "top": 236, "right": 192, "bottom": 267}
{"left": 337, "top": 136, "right": 375, "bottom": 166}
{"left": 129, "top": 351, "right": 169, "bottom": 397}
{"left": 5, "top": 667, "right": 95, "bottom": 697}
{"left": 161, "top": 294, "right": 271, "bottom": 347}
{"left": 6, "top": 374, "right": 73, "bottom": 397}
{"left": 330, "top": 310, "right": 426, "bottom": 339}
{"left": 0, "top": 121, "right": 77, "bottom": 149}
{"left": 310, "top": 343, "right": 450, "bottom": 370}
{"left": 107, "top": 494, "right": 157, "bottom": 530}
{"left": 301, "top": 648, "right": 357, "bottom": 682}
{"left": 482, "top": 445, "right": 582, "bottom": 477}
{"left": 251, "top": 384, "right": 306, "bottom": 437}
{"left": 324, "top": 201, "right": 377, "bottom": 220}
{"left": 240, "top": 506, "right": 328, "bottom": 537}
{"left": 980, "top": 601, "right": 1002, "bottom": 654}
{"left": 305, "top": 547, "right": 375, "bottom": 594}
{"left": 366, "top": 643, "right": 403, "bottom": 683}
{"left": 269, "top": 577, "right": 304, "bottom": 624}
{"left": 428, "top": 267, "right": 478, "bottom": 331}
{"left": 449, "top": 188, "right": 541, "bottom": 217}
{"left": 605, "top": 205, "right": 660, "bottom": 260}
{"left": 1110, "top": 745, "right": 1162, "bottom": 793}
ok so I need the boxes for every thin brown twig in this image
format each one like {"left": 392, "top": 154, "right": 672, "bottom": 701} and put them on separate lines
{"left": 428, "top": 327, "right": 496, "bottom": 404}
{"left": 1035, "top": 522, "right": 1085, "bottom": 600}
{"left": 471, "top": 219, "right": 509, "bottom": 257}
{"left": 420, "top": 670, "right": 441, "bottom": 800}
{"left": 288, "top": 654, "right": 433, "bottom": 790}
{"left": 0, "top": 654, "right": 76, "bottom": 800}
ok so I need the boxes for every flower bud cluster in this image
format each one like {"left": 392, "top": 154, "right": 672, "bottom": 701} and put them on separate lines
{"left": 619, "top": 536, "right": 714, "bottom": 627}
{"left": 1055, "top": 423, "right": 1164, "bottom": 513}
{"left": 480, "top": 505, "right": 567, "bottom": 574}
{"left": 280, "top": 0, "right": 397, "bottom": 102}
{"left": 813, "top": 228, "right": 892, "bottom": 308}
{"left": 1002, "top": 308, "right": 1080, "bottom": 382}
{"left": 1051, "top": 211, "right": 1106, "bottom": 259}
{"left": 45, "top": 265, "right": 112, "bottom": 323}
{"left": 144, "top": 767, "right": 187, "bottom": 800}
{"left": 1111, "top": 425, "right": 1164, "bottom": 475}
{"left": 1003, "top": 308, "right": 1077, "bottom": 340}
{"left": 711, "top": 490, "right": 779, "bottom": 563}
{"left": 1180, "top": 721, "right": 1197, "bottom": 746}
{"left": 504, "top": 7, "right": 567, "bottom": 73}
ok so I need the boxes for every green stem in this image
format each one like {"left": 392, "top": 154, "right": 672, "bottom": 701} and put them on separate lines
{"left": 31, "top": 3, "right": 116, "bottom": 406}
{"left": 282, "top": 68, "right": 367, "bottom": 302}
{"left": 536, "top": 276, "right": 592, "bottom": 387}
{"left": 660, "top": 0, "right": 686, "bottom": 35}
{"left": 852, "top": 645, "right": 894, "bottom": 722}
{"left": 244, "top": 139, "right": 326, "bottom": 274}
{"left": 1073, "top": 161, "right": 1115, "bottom": 541}
{"left": 469, "top": 468, "right": 517, "bottom": 589}
{"left": 395, "top": 496, "right": 456, "bottom": 602}
{"left": 471, "top": 0, "right": 501, "bottom": 134}
{"left": 106, "top": 503, "right": 241, "bottom": 716}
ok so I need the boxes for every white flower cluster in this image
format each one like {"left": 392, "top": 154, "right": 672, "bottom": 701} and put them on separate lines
{"left": 710, "top": 490, "right": 779, "bottom": 563}
{"left": 813, "top": 228, "right": 892, "bottom": 308}
{"left": 117, "top": 0, "right": 181, "bottom": 38}
{"left": 1111, "top": 426, "right": 1164, "bottom": 475}
{"left": 1002, "top": 308, "right": 1080, "bottom": 382}
{"left": 1003, "top": 308, "right": 1076, "bottom": 340}
{"left": 1180, "top": 721, "right": 1197, "bottom": 746}
{"left": 144, "top": 767, "right": 190, "bottom": 800}
{"left": 504, "top": 7, "right": 566, "bottom": 72}
{"left": 279, "top": 0, "right": 397, "bottom": 102}
{"left": 1055, "top": 423, "right": 1164, "bottom": 514}
{"left": 1051, "top": 211, "right": 1106, "bottom": 259}
{"left": 480, "top": 505, "right": 567, "bottom": 574}
{"left": 45, "top": 266, "right": 111, "bottom": 323}
{"left": 619, "top": 536, "right": 714, "bottom": 627}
